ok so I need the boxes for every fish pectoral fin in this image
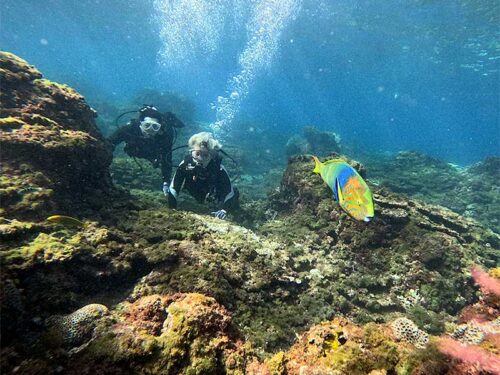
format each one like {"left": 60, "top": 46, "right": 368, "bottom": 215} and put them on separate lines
{"left": 312, "top": 156, "right": 322, "bottom": 174}
{"left": 336, "top": 179, "right": 344, "bottom": 204}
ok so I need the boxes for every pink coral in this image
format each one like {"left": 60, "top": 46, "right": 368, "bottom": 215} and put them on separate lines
{"left": 438, "top": 337, "right": 500, "bottom": 374}
{"left": 471, "top": 266, "right": 500, "bottom": 296}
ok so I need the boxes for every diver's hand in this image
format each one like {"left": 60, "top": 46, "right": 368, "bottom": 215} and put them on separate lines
{"left": 162, "top": 182, "right": 170, "bottom": 196}
{"left": 211, "top": 209, "right": 227, "bottom": 220}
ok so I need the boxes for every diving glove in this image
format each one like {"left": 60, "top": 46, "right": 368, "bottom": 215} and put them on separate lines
{"left": 162, "top": 182, "right": 170, "bottom": 196}
{"left": 211, "top": 209, "right": 227, "bottom": 220}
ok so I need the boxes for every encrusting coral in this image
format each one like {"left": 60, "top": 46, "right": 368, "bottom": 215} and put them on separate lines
{"left": 391, "top": 317, "right": 429, "bottom": 348}
{"left": 58, "top": 294, "right": 249, "bottom": 375}
{"left": 1, "top": 51, "right": 499, "bottom": 375}
{"left": 45, "top": 303, "right": 109, "bottom": 347}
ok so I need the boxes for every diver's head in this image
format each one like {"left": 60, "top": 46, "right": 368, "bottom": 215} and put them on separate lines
{"left": 139, "top": 105, "right": 162, "bottom": 121}
{"left": 188, "top": 132, "right": 221, "bottom": 166}
{"left": 139, "top": 116, "right": 162, "bottom": 138}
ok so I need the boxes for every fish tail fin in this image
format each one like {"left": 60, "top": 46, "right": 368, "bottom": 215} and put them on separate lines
{"left": 312, "top": 156, "right": 322, "bottom": 174}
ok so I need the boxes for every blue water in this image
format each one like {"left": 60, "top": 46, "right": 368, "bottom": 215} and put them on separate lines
{"left": 1, "top": 0, "right": 499, "bottom": 165}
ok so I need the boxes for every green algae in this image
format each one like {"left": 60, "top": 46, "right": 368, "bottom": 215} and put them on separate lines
{"left": 395, "top": 339, "right": 450, "bottom": 375}
{"left": 2, "top": 230, "right": 83, "bottom": 267}
{"left": 318, "top": 324, "right": 400, "bottom": 374}
{"left": 80, "top": 294, "right": 240, "bottom": 374}
{"left": 0, "top": 116, "right": 26, "bottom": 130}
{"left": 34, "top": 78, "right": 81, "bottom": 98}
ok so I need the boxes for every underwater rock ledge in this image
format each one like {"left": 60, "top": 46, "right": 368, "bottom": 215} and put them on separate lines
{"left": 0, "top": 51, "right": 113, "bottom": 223}
{"left": 1, "top": 52, "right": 499, "bottom": 374}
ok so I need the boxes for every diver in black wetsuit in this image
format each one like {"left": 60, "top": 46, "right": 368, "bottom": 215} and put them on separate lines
{"left": 167, "top": 132, "right": 239, "bottom": 219}
{"left": 108, "top": 105, "right": 184, "bottom": 195}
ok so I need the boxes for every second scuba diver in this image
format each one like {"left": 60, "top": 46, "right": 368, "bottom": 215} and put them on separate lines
{"left": 167, "top": 132, "right": 239, "bottom": 220}
{"left": 108, "top": 105, "right": 185, "bottom": 196}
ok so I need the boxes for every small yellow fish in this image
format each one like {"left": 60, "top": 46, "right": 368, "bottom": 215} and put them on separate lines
{"left": 47, "top": 215, "right": 86, "bottom": 228}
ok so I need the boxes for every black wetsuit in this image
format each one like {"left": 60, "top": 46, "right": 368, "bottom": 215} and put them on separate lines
{"left": 168, "top": 154, "right": 239, "bottom": 212}
{"left": 108, "top": 112, "right": 183, "bottom": 184}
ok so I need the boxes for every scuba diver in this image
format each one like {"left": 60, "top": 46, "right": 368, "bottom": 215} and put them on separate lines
{"left": 108, "top": 105, "right": 185, "bottom": 196}
{"left": 167, "top": 132, "right": 239, "bottom": 220}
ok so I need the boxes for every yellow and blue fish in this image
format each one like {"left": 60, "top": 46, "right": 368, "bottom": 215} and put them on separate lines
{"left": 312, "top": 156, "right": 374, "bottom": 222}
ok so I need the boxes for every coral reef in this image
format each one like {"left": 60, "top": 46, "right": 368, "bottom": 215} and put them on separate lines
{"left": 29, "top": 294, "right": 248, "bottom": 374}
{"left": 364, "top": 151, "right": 500, "bottom": 234}
{"left": 44, "top": 303, "right": 109, "bottom": 347}
{"left": 261, "top": 155, "right": 498, "bottom": 331}
{"left": 0, "top": 51, "right": 113, "bottom": 221}
{"left": 250, "top": 317, "right": 450, "bottom": 375}
{"left": 391, "top": 317, "right": 429, "bottom": 348}
{"left": 2, "top": 153, "right": 498, "bottom": 372}
{"left": 1, "top": 52, "right": 498, "bottom": 374}
{"left": 0, "top": 291, "right": 458, "bottom": 375}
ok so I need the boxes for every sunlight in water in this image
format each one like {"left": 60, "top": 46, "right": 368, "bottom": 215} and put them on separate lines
{"left": 212, "top": 0, "right": 302, "bottom": 135}
{"left": 154, "top": 0, "right": 228, "bottom": 66}
{"left": 154, "top": 0, "right": 301, "bottom": 136}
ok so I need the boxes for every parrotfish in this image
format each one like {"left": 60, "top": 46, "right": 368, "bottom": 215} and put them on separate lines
{"left": 312, "top": 156, "right": 374, "bottom": 222}
{"left": 47, "top": 215, "right": 86, "bottom": 228}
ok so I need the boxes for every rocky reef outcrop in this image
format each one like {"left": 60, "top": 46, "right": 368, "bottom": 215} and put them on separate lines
{"left": 365, "top": 151, "right": 500, "bottom": 234}
{"left": 2, "top": 157, "right": 497, "bottom": 372}
{"left": 43, "top": 293, "right": 248, "bottom": 375}
{"left": 0, "top": 51, "right": 113, "bottom": 223}
{"left": 1, "top": 52, "right": 499, "bottom": 375}
{"left": 6, "top": 283, "right": 499, "bottom": 374}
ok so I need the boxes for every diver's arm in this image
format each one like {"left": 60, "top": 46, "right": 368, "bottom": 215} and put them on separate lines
{"left": 159, "top": 154, "right": 172, "bottom": 185}
{"left": 107, "top": 122, "right": 134, "bottom": 147}
{"left": 215, "top": 164, "right": 236, "bottom": 211}
{"left": 167, "top": 161, "right": 186, "bottom": 209}
{"left": 161, "top": 126, "right": 174, "bottom": 184}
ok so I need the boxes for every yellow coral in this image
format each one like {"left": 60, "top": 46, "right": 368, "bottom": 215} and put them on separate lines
{"left": 266, "top": 351, "right": 287, "bottom": 375}
{"left": 489, "top": 267, "right": 500, "bottom": 280}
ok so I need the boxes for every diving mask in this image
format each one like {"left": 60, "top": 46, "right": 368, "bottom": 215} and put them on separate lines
{"left": 191, "top": 148, "right": 211, "bottom": 165}
{"left": 139, "top": 117, "right": 162, "bottom": 137}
